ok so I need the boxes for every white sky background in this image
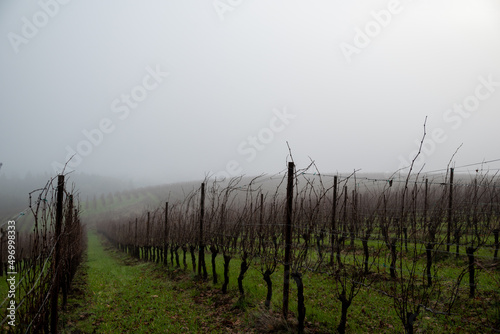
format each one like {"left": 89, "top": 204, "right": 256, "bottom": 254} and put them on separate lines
{"left": 1, "top": 0, "right": 500, "bottom": 185}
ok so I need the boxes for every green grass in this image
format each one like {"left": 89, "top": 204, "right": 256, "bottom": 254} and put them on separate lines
{"left": 115, "top": 246, "right": 499, "bottom": 333}
{"left": 59, "top": 231, "right": 228, "bottom": 333}
{"left": 57, "top": 230, "right": 500, "bottom": 333}
{"left": 2, "top": 229, "right": 498, "bottom": 333}
{"left": 139, "top": 245, "right": 500, "bottom": 333}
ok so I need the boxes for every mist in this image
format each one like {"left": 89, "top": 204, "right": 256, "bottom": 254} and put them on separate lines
{"left": 2, "top": 0, "right": 500, "bottom": 186}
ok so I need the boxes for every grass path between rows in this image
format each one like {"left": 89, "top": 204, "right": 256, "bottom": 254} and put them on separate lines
{"left": 59, "top": 231, "right": 248, "bottom": 333}
{"left": 59, "top": 230, "right": 500, "bottom": 333}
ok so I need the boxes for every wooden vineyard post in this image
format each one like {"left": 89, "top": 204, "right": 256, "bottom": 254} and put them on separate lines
{"left": 423, "top": 178, "right": 428, "bottom": 233}
{"left": 351, "top": 189, "right": 357, "bottom": 246}
{"left": 259, "top": 193, "right": 264, "bottom": 254}
{"left": 331, "top": 175, "right": 338, "bottom": 265}
{"left": 146, "top": 212, "right": 150, "bottom": 261}
{"left": 134, "top": 218, "right": 138, "bottom": 258}
{"left": 343, "top": 185, "right": 348, "bottom": 246}
{"left": 50, "top": 174, "right": 64, "bottom": 334}
{"left": 128, "top": 221, "right": 131, "bottom": 255}
{"left": 198, "top": 183, "right": 205, "bottom": 278}
{"left": 164, "top": 202, "right": 169, "bottom": 267}
{"left": 447, "top": 168, "right": 454, "bottom": 253}
{"left": 283, "top": 162, "right": 294, "bottom": 319}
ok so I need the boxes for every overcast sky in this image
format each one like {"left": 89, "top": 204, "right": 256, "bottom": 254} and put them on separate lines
{"left": 1, "top": 0, "right": 500, "bottom": 185}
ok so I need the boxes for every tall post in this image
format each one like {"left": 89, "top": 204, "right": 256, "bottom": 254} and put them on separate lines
{"left": 351, "top": 189, "right": 356, "bottom": 245}
{"left": 134, "top": 218, "right": 138, "bottom": 258}
{"left": 447, "top": 168, "right": 454, "bottom": 252}
{"left": 128, "top": 221, "right": 131, "bottom": 254}
{"left": 283, "top": 162, "right": 294, "bottom": 319}
{"left": 259, "top": 193, "right": 264, "bottom": 254}
{"left": 146, "top": 212, "right": 150, "bottom": 261}
{"left": 331, "top": 175, "right": 338, "bottom": 264}
{"left": 51, "top": 174, "right": 64, "bottom": 334}
{"left": 343, "top": 185, "right": 348, "bottom": 245}
{"left": 423, "top": 178, "right": 428, "bottom": 233}
{"left": 198, "top": 183, "right": 205, "bottom": 278}
{"left": 164, "top": 202, "right": 169, "bottom": 266}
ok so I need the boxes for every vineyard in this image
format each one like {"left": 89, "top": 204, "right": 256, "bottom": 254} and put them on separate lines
{"left": 95, "top": 161, "right": 500, "bottom": 333}
{"left": 1, "top": 160, "right": 500, "bottom": 333}
{"left": 0, "top": 175, "right": 86, "bottom": 333}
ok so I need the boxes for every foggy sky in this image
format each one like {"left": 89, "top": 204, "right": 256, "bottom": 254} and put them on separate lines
{"left": 1, "top": 0, "right": 500, "bottom": 185}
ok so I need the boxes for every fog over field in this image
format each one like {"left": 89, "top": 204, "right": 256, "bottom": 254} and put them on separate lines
{"left": 2, "top": 4, "right": 500, "bottom": 331}
{"left": 1, "top": 0, "right": 500, "bottom": 186}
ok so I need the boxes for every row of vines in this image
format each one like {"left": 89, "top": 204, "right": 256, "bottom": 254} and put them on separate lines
{"left": 1, "top": 175, "right": 86, "bottom": 334}
{"left": 98, "top": 162, "right": 500, "bottom": 333}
